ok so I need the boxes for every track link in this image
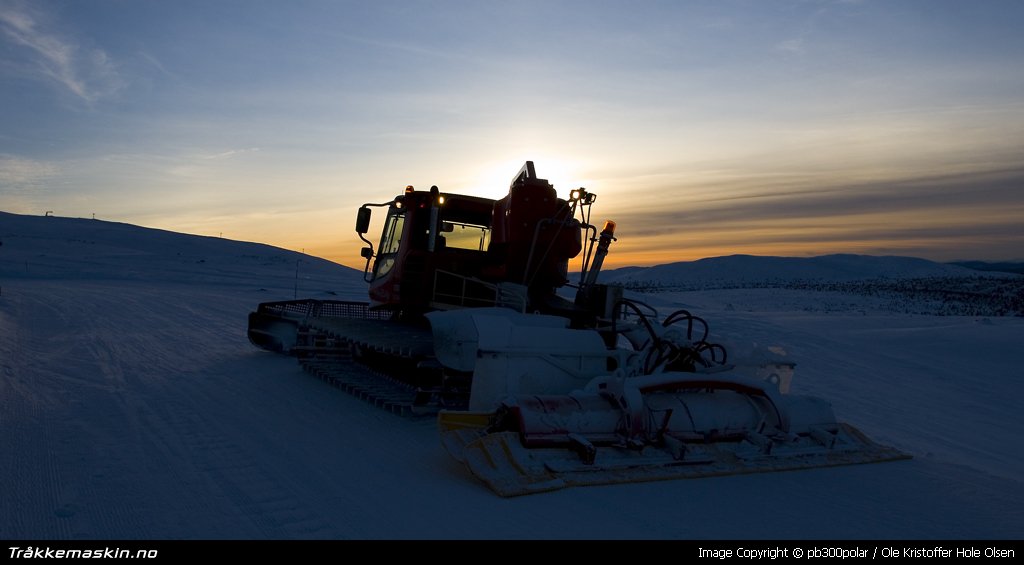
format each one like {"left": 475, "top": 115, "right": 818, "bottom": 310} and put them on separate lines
{"left": 297, "top": 314, "right": 447, "bottom": 416}
{"left": 300, "top": 356, "right": 433, "bottom": 417}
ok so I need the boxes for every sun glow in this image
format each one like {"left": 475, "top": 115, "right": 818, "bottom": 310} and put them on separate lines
{"left": 468, "top": 156, "right": 589, "bottom": 200}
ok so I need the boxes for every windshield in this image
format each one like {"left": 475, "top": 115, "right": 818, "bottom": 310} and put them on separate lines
{"left": 441, "top": 221, "right": 490, "bottom": 252}
{"left": 374, "top": 208, "right": 405, "bottom": 278}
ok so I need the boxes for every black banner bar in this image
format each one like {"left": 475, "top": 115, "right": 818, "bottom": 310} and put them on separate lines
{"left": 1, "top": 540, "right": 1021, "bottom": 562}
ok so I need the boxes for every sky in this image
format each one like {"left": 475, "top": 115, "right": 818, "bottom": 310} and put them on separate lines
{"left": 1, "top": 0, "right": 1023, "bottom": 269}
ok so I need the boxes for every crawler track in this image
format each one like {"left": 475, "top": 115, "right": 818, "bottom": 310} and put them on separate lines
{"left": 249, "top": 299, "right": 462, "bottom": 416}
{"left": 299, "top": 356, "right": 433, "bottom": 417}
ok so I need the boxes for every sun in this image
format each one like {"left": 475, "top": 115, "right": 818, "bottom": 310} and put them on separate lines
{"left": 468, "top": 155, "right": 588, "bottom": 199}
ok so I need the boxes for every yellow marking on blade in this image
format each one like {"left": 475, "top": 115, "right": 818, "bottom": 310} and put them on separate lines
{"left": 437, "top": 410, "right": 491, "bottom": 432}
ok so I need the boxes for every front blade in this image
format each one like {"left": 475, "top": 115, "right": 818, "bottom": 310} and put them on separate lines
{"left": 443, "top": 423, "right": 910, "bottom": 497}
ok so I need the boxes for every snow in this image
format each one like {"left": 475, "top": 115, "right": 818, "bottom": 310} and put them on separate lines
{"left": 602, "top": 254, "right": 985, "bottom": 287}
{"left": 1, "top": 211, "right": 1022, "bottom": 539}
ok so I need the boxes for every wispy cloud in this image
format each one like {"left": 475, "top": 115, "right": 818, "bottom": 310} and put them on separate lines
{"left": 776, "top": 37, "right": 805, "bottom": 53}
{"left": 601, "top": 167, "right": 1024, "bottom": 262}
{"left": 616, "top": 167, "right": 1024, "bottom": 236}
{"left": 774, "top": 1, "right": 851, "bottom": 55}
{"left": 0, "top": 154, "right": 59, "bottom": 212}
{"left": 201, "top": 148, "right": 261, "bottom": 161}
{"left": 0, "top": 3, "right": 121, "bottom": 103}
{"left": 137, "top": 50, "right": 174, "bottom": 78}
{"left": 0, "top": 153, "right": 58, "bottom": 188}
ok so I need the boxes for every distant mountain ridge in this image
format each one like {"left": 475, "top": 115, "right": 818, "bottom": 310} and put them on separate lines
{"left": 599, "top": 254, "right": 1022, "bottom": 317}
{"left": 599, "top": 253, "right": 991, "bottom": 288}
{"left": 950, "top": 260, "right": 1024, "bottom": 275}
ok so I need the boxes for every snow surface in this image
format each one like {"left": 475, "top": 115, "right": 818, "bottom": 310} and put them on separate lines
{"left": 1, "top": 211, "right": 1022, "bottom": 539}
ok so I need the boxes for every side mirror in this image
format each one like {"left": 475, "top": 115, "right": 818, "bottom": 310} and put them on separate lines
{"left": 360, "top": 247, "right": 373, "bottom": 259}
{"left": 355, "top": 207, "right": 372, "bottom": 234}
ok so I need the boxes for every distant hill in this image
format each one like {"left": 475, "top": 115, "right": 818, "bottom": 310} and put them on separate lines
{"left": 0, "top": 211, "right": 363, "bottom": 296}
{"left": 599, "top": 254, "right": 1022, "bottom": 317}
{"left": 600, "top": 254, "right": 987, "bottom": 289}
{"left": 949, "top": 261, "right": 1024, "bottom": 275}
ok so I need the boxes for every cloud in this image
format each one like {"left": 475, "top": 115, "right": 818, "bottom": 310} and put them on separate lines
{"left": 0, "top": 3, "right": 122, "bottom": 103}
{"left": 622, "top": 167, "right": 1024, "bottom": 231}
{"left": 0, "top": 154, "right": 59, "bottom": 212}
{"left": 776, "top": 38, "right": 805, "bottom": 53}
{"left": 601, "top": 167, "right": 1024, "bottom": 262}
{"left": 0, "top": 154, "right": 58, "bottom": 188}
{"left": 200, "top": 148, "right": 261, "bottom": 161}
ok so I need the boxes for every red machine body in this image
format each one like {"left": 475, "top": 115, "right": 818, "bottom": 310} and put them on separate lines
{"left": 359, "top": 162, "right": 585, "bottom": 313}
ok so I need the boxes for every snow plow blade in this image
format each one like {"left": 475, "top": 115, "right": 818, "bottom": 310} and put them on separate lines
{"left": 439, "top": 411, "right": 910, "bottom": 497}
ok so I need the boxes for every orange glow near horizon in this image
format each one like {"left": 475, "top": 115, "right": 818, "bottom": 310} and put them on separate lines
{"left": 311, "top": 233, "right": 983, "bottom": 274}
{"left": 120, "top": 160, "right": 1024, "bottom": 271}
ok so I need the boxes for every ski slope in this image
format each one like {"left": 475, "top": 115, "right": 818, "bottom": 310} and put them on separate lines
{"left": 1, "top": 212, "right": 1021, "bottom": 539}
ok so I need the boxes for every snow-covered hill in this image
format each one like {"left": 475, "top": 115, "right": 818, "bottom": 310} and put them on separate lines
{"left": 601, "top": 254, "right": 1023, "bottom": 317}
{"left": 601, "top": 253, "right": 988, "bottom": 287}
{"left": 0, "top": 211, "right": 364, "bottom": 296}
{"left": 1, "top": 212, "right": 1022, "bottom": 539}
